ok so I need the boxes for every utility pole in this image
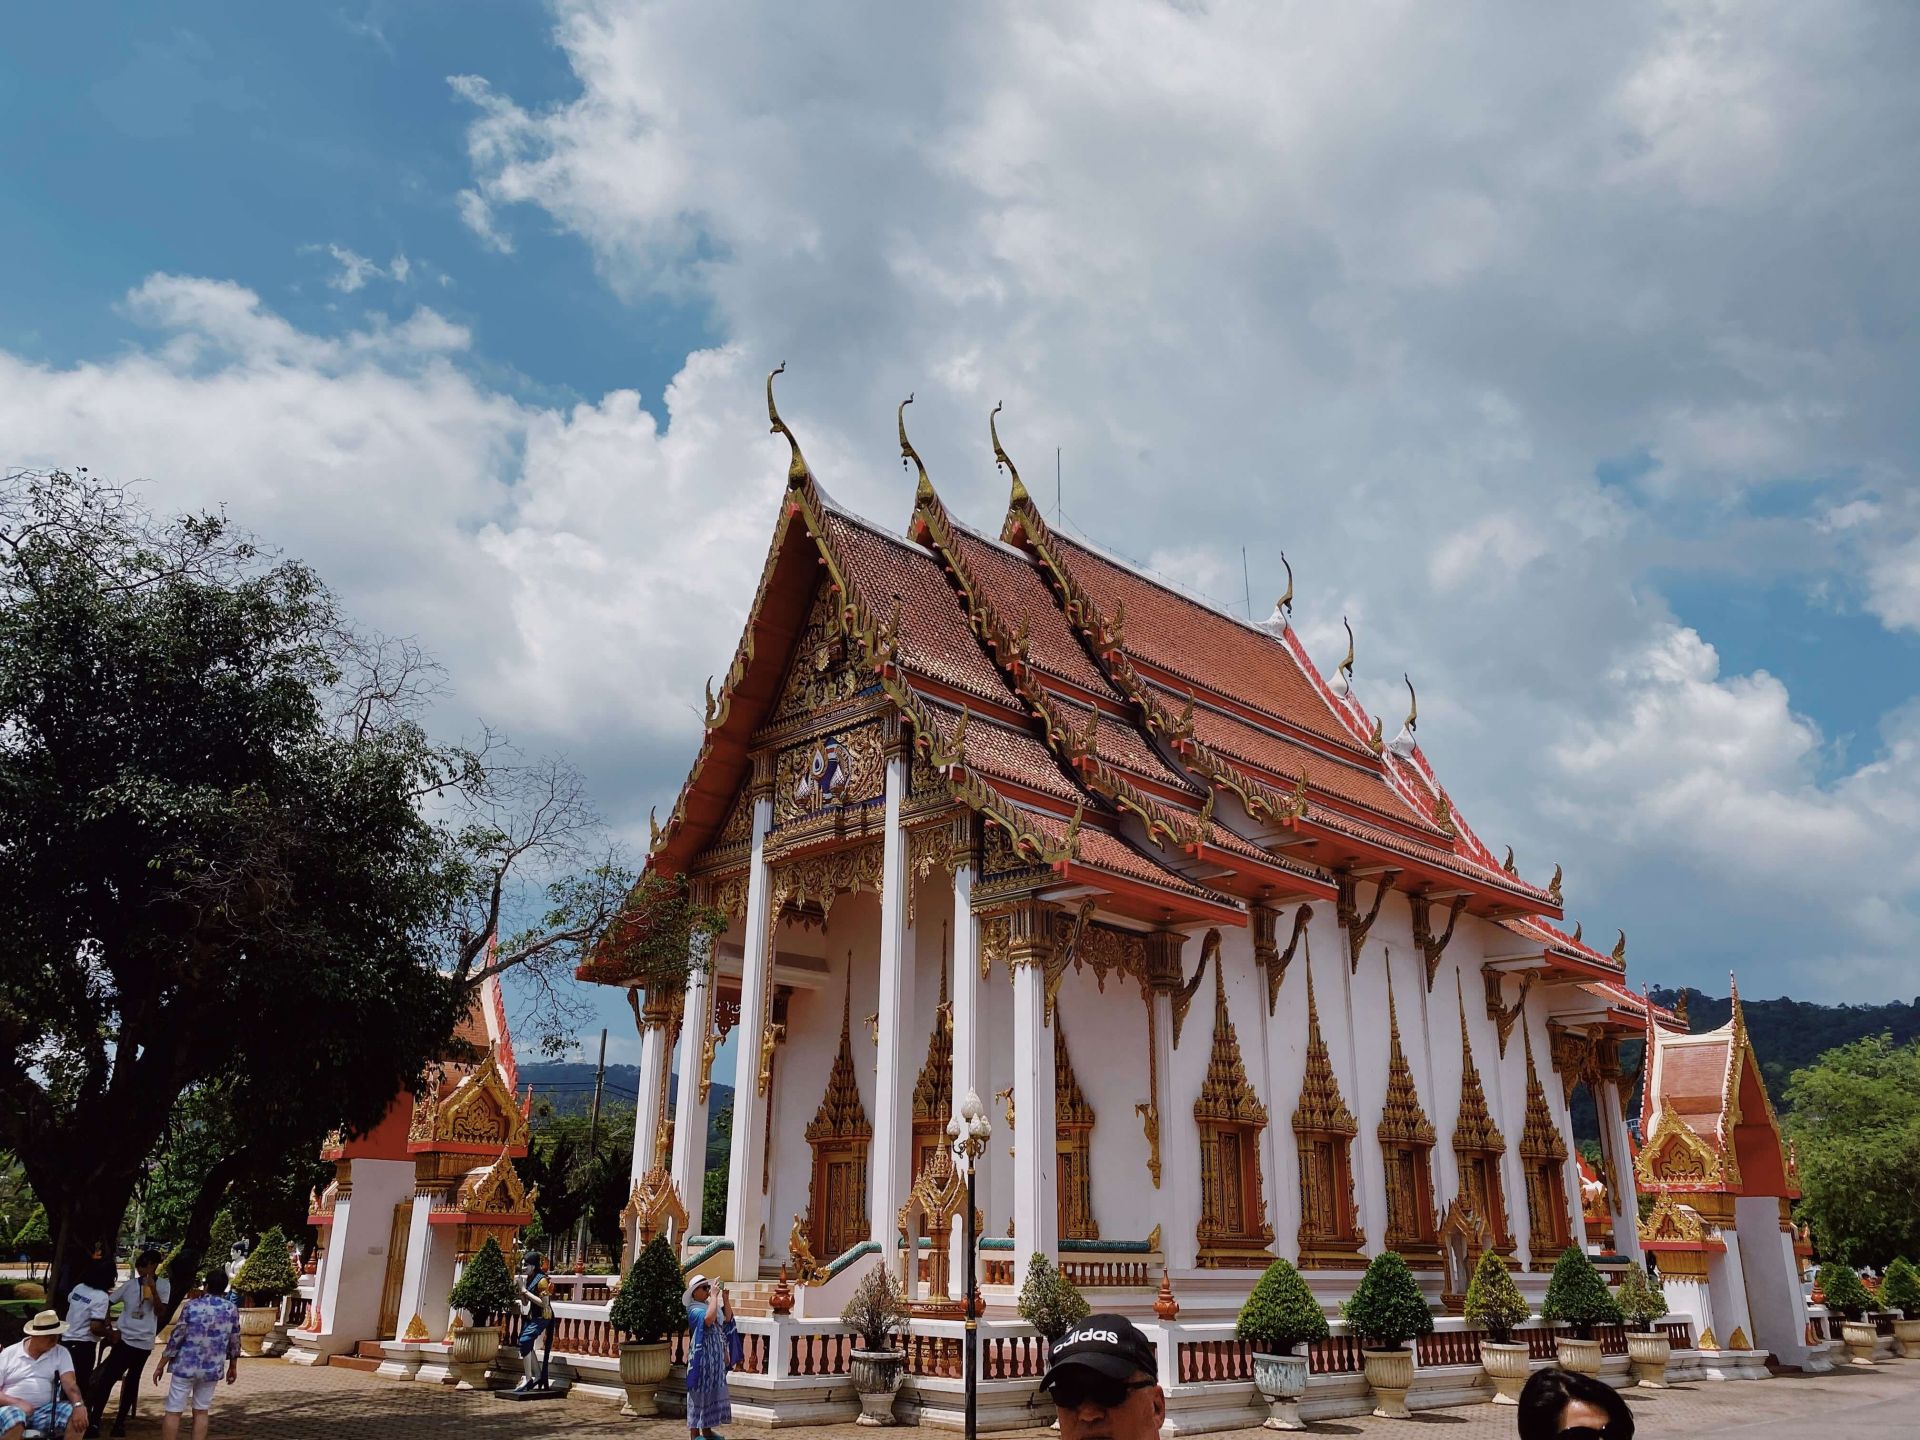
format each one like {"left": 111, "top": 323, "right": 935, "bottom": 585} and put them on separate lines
{"left": 1055, "top": 447, "right": 1062, "bottom": 523}
{"left": 574, "top": 1027, "right": 608, "bottom": 1267}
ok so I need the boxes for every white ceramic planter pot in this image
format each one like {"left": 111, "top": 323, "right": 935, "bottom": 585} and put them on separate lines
{"left": 1626, "top": 1331, "right": 1670, "bottom": 1387}
{"left": 1841, "top": 1320, "right": 1878, "bottom": 1367}
{"left": 1891, "top": 1317, "right": 1920, "bottom": 1358}
{"left": 619, "top": 1340, "right": 672, "bottom": 1416}
{"left": 1362, "top": 1347, "right": 1414, "bottom": 1419}
{"left": 1554, "top": 1336, "right": 1603, "bottom": 1376}
{"left": 236, "top": 1306, "right": 276, "bottom": 1357}
{"left": 1480, "top": 1339, "right": 1531, "bottom": 1404}
{"left": 1251, "top": 1351, "right": 1310, "bottom": 1431}
{"left": 449, "top": 1323, "right": 503, "bottom": 1390}
{"left": 850, "top": 1348, "right": 904, "bottom": 1426}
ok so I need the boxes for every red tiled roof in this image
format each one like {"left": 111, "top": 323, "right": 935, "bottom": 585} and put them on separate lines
{"left": 1012, "top": 805, "right": 1232, "bottom": 908}
{"left": 821, "top": 507, "right": 1017, "bottom": 711}
{"left": 946, "top": 525, "right": 1122, "bottom": 701}
{"left": 1047, "top": 532, "right": 1369, "bottom": 753}
{"left": 1312, "top": 809, "right": 1545, "bottom": 900}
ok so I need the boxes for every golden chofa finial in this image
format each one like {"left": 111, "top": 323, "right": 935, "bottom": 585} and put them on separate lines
{"left": 991, "top": 401, "right": 1032, "bottom": 507}
{"left": 766, "top": 363, "right": 810, "bottom": 487}
{"left": 1403, "top": 675, "right": 1417, "bottom": 734}
{"left": 1332, "top": 617, "right": 1355, "bottom": 696}
{"left": 897, "top": 392, "right": 933, "bottom": 503}
{"left": 1278, "top": 552, "right": 1293, "bottom": 616}
{"left": 1612, "top": 929, "right": 1627, "bottom": 964}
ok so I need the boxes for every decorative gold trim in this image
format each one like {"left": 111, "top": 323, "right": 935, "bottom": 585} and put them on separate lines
{"left": 1519, "top": 1023, "right": 1570, "bottom": 1257}
{"left": 1256, "top": 904, "right": 1311, "bottom": 1015}
{"left": 1411, "top": 892, "right": 1468, "bottom": 992}
{"left": 1294, "top": 942, "right": 1363, "bottom": 1265}
{"left": 1055, "top": 1019, "right": 1099, "bottom": 1241}
{"left": 1195, "top": 944, "right": 1274, "bottom": 1267}
{"left": 1483, "top": 968, "right": 1532, "bottom": 1059}
{"left": 767, "top": 363, "right": 811, "bottom": 486}
{"left": 1337, "top": 870, "right": 1397, "bottom": 975}
{"left": 1171, "top": 929, "right": 1215, "bottom": 1048}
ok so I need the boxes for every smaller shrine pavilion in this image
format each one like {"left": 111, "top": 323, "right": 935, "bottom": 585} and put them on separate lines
{"left": 289, "top": 973, "right": 536, "bottom": 1372}
{"left": 1636, "top": 980, "right": 1809, "bottom": 1368}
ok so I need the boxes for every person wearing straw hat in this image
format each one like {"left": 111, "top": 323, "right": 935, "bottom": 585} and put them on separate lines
{"left": 0, "top": 1309, "right": 89, "bottom": 1440}
{"left": 682, "top": 1274, "right": 735, "bottom": 1440}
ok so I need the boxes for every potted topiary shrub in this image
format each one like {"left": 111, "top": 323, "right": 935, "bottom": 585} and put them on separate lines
{"left": 609, "top": 1236, "right": 684, "bottom": 1416}
{"left": 1341, "top": 1251, "right": 1433, "bottom": 1419}
{"left": 1540, "top": 1248, "right": 1621, "bottom": 1376}
{"left": 1236, "top": 1259, "right": 1329, "bottom": 1431}
{"left": 1017, "top": 1253, "right": 1091, "bottom": 1345}
{"left": 1462, "top": 1251, "right": 1531, "bottom": 1404}
{"left": 843, "top": 1264, "right": 909, "bottom": 1425}
{"left": 230, "top": 1226, "right": 298, "bottom": 1357}
{"left": 1879, "top": 1257, "right": 1920, "bottom": 1356}
{"left": 447, "top": 1237, "right": 516, "bottom": 1389}
{"left": 1614, "top": 1264, "right": 1671, "bottom": 1387}
{"left": 1817, "top": 1262, "right": 1877, "bottom": 1366}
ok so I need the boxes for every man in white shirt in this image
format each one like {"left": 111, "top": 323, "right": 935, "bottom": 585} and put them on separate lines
{"left": 86, "top": 1252, "right": 169, "bottom": 1438}
{"left": 60, "top": 1260, "right": 114, "bottom": 1403}
{"left": 0, "top": 1310, "right": 89, "bottom": 1440}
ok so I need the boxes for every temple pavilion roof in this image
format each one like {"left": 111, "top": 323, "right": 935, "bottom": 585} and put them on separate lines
{"left": 584, "top": 381, "right": 1645, "bottom": 984}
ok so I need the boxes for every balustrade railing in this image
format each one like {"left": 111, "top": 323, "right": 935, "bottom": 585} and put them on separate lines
{"left": 788, "top": 1330, "right": 852, "bottom": 1376}
{"left": 1415, "top": 1327, "right": 1484, "bottom": 1366}
{"left": 1307, "top": 1333, "right": 1363, "bottom": 1375}
{"left": 1659, "top": 1319, "right": 1694, "bottom": 1348}
{"left": 1060, "top": 1258, "right": 1151, "bottom": 1288}
{"left": 1596, "top": 1324, "right": 1628, "bottom": 1356}
{"left": 1521, "top": 1327, "right": 1560, "bottom": 1360}
{"left": 1177, "top": 1337, "right": 1252, "bottom": 1383}
{"left": 981, "top": 1331, "right": 1048, "bottom": 1380}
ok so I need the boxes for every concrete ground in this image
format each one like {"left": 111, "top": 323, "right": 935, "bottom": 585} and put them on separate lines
{"left": 87, "top": 1353, "right": 1917, "bottom": 1438}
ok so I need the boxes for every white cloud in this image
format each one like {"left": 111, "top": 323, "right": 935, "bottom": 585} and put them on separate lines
{"left": 311, "top": 243, "right": 415, "bottom": 294}
{"left": 456, "top": 188, "right": 514, "bottom": 254}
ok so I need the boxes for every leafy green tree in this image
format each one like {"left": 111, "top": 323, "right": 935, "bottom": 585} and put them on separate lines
{"left": 1614, "top": 1264, "right": 1668, "bottom": 1333}
{"left": 1784, "top": 1035, "right": 1920, "bottom": 1268}
{"left": 1816, "top": 1261, "right": 1873, "bottom": 1320}
{"left": 1016, "top": 1254, "right": 1090, "bottom": 1341}
{"left": 1463, "top": 1251, "right": 1530, "bottom": 1343}
{"left": 521, "top": 1101, "right": 633, "bottom": 1260}
{"left": 701, "top": 1169, "right": 728, "bottom": 1236}
{"left": 1341, "top": 1251, "right": 1433, "bottom": 1350}
{"left": 0, "top": 471, "right": 691, "bottom": 1284}
{"left": 1236, "top": 1258, "right": 1329, "bottom": 1353}
{"left": 1541, "top": 1247, "right": 1622, "bottom": 1338}
{"left": 206, "top": 1211, "right": 239, "bottom": 1266}
{"left": 232, "top": 1226, "right": 298, "bottom": 1305}
{"left": 609, "top": 1236, "right": 685, "bottom": 1343}
{"left": 450, "top": 1237, "right": 517, "bottom": 1326}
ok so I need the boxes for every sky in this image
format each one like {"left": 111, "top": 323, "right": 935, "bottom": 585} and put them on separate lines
{"left": 5, "top": 1, "right": 1919, "bottom": 1070}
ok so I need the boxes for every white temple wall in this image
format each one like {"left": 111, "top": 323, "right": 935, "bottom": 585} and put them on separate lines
{"left": 1054, "top": 960, "right": 1158, "bottom": 1243}
{"left": 1258, "top": 914, "right": 1312, "bottom": 1265}
{"left": 1340, "top": 920, "right": 1391, "bottom": 1257}
{"left": 1734, "top": 1196, "right": 1809, "bottom": 1365}
{"left": 1492, "top": 971, "right": 1541, "bottom": 1265}
{"left": 980, "top": 947, "right": 1015, "bottom": 1245}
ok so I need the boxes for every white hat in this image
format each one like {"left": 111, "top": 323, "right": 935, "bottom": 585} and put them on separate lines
{"left": 23, "top": 1310, "right": 62, "bottom": 1336}
{"left": 684, "top": 1273, "right": 712, "bottom": 1307}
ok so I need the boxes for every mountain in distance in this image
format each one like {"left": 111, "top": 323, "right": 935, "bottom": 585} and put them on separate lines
{"left": 520, "top": 1061, "right": 735, "bottom": 1167}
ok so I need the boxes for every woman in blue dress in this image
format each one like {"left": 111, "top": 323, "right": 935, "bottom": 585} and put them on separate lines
{"left": 684, "top": 1274, "right": 735, "bottom": 1440}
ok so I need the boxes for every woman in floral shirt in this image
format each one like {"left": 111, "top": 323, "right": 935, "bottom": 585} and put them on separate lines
{"left": 152, "top": 1269, "right": 240, "bottom": 1440}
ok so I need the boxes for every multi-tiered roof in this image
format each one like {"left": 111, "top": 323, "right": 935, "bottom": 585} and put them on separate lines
{"left": 585, "top": 376, "right": 1668, "bottom": 1004}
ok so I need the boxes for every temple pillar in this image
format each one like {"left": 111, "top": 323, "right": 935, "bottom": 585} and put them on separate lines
{"left": 869, "top": 751, "right": 914, "bottom": 1252}
{"left": 1009, "top": 902, "right": 1057, "bottom": 1288}
{"left": 1595, "top": 1078, "right": 1641, "bottom": 1262}
{"left": 1735, "top": 1195, "right": 1810, "bottom": 1365}
{"left": 670, "top": 958, "right": 714, "bottom": 1240}
{"left": 387, "top": 1174, "right": 456, "bottom": 1366}
{"left": 1149, "top": 928, "right": 1200, "bottom": 1270}
{"left": 949, "top": 833, "right": 982, "bottom": 1284}
{"left": 1706, "top": 1229, "right": 1756, "bottom": 1350}
{"left": 723, "top": 790, "right": 776, "bottom": 1280}
{"left": 623, "top": 986, "right": 676, "bottom": 1261}
{"left": 1337, "top": 935, "right": 1384, "bottom": 1254}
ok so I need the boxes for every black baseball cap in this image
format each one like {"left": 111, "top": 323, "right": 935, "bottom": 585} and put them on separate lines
{"left": 1041, "top": 1313, "right": 1158, "bottom": 1385}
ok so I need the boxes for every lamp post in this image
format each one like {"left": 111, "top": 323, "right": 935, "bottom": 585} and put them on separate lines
{"left": 948, "top": 1089, "right": 992, "bottom": 1440}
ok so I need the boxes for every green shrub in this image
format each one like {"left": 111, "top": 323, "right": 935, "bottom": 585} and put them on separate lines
{"left": 1540, "top": 1248, "right": 1622, "bottom": 1339}
{"left": 1236, "top": 1258, "right": 1329, "bottom": 1354}
{"left": 1879, "top": 1258, "right": 1920, "bottom": 1316}
{"left": 1817, "top": 1261, "right": 1873, "bottom": 1320}
{"left": 232, "top": 1227, "right": 298, "bottom": 1305}
{"left": 12, "top": 1208, "right": 47, "bottom": 1256}
{"left": 1614, "top": 1264, "right": 1669, "bottom": 1333}
{"left": 1340, "top": 1251, "right": 1433, "bottom": 1351}
{"left": 206, "top": 1210, "right": 239, "bottom": 1266}
{"left": 1463, "top": 1251, "right": 1530, "bottom": 1343}
{"left": 449, "top": 1237, "right": 517, "bottom": 1327}
{"left": 609, "top": 1236, "right": 684, "bottom": 1343}
{"left": 841, "top": 1264, "right": 908, "bottom": 1352}
{"left": 1016, "top": 1253, "right": 1090, "bottom": 1342}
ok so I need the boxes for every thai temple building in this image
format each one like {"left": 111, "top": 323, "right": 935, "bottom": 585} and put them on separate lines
{"left": 289, "top": 973, "right": 537, "bottom": 1377}
{"left": 1635, "top": 983, "right": 1814, "bottom": 1371}
{"left": 582, "top": 378, "right": 1679, "bottom": 1327}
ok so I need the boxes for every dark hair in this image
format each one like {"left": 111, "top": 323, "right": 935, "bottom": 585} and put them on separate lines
{"left": 1516, "top": 1366, "right": 1633, "bottom": 1439}
{"left": 81, "top": 1258, "right": 117, "bottom": 1291}
{"left": 203, "top": 1267, "right": 230, "bottom": 1296}
{"left": 136, "top": 1249, "right": 164, "bottom": 1272}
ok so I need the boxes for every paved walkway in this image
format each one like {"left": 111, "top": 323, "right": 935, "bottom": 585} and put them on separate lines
{"left": 92, "top": 1354, "right": 1916, "bottom": 1438}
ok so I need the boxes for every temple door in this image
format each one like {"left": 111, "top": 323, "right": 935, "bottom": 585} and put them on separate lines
{"left": 819, "top": 1152, "right": 865, "bottom": 1260}
{"left": 376, "top": 1200, "right": 412, "bottom": 1339}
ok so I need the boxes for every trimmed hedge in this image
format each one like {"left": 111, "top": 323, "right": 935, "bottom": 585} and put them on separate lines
{"left": 609, "top": 1235, "right": 684, "bottom": 1342}
{"left": 1817, "top": 1261, "right": 1873, "bottom": 1320}
{"left": 1878, "top": 1257, "right": 1920, "bottom": 1316}
{"left": 1614, "top": 1263, "right": 1669, "bottom": 1333}
{"left": 1236, "top": 1258, "right": 1329, "bottom": 1353}
{"left": 1463, "top": 1251, "right": 1530, "bottom": 1343}
{"left": 449, "top": 1237, "right": 516, "bottom": 1326}
{"left": 1541, "top": 1247, "right": 1623, "bottom": 1339}
{"left": 1341, "top": 1251, "right": 1433, "bottom": 1350}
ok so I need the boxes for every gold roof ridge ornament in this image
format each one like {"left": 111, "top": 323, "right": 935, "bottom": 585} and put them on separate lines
{"left": 991, "top": 401, "right": 1031, "bottom": 507}
{"left": 1333, "top": 617, "right": 1356, "bottom": 697}
{"left": 898, "top": 392, "right": 933, "bottom": 504}
{"left": 767, "top": 362, "right": 811, "bottom": 487}
{"left": 1263, "top": 553, "right": 1294, "bottom": 632}
{"left": 1612, "top": 930, "right": 1627, "bottom": 964}
{"left": 1388, "top": 675, "right": 1418, "bottom": 759}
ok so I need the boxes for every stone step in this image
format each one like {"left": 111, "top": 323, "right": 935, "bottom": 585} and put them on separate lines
{"left": 329, "top": 1354, "right": 382, "bottom": 1373}
{"left": 354, "top": 1340, "right": 388, "bottom": 1360}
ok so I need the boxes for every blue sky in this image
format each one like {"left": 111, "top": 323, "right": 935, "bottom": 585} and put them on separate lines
{"left": 5, "top": 2, "right": 1919, "bottom": 1069}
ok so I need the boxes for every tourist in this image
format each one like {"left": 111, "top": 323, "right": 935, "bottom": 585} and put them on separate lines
{"left": 61, "top": 1260, "right": 116, "bottom": 1404}
{"left": 1516, "top": 1367, "right": 1634, "bottom": 1438}
{"left": 86, "top": 1250, "right": 169, "bottom": 1438}
{"left": 684, "top": 1274, "right": 737, "bottom": 1440}
{"left": 151, "top": 1269, "right": 240, "bottom": 1440}
{"left": 0, "top": 1309, "right": 89, "bottom": 1440}
{"left": 1038, "top": 1313, "right": 1165, "bottom": 1440}
{"left": 511, "top": 1251, "right": 554, "bottom": 1392}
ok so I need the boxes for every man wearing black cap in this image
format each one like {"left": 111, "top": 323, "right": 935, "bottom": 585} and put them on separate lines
{"left": 1039, "top": 1314, "right": 1165, "bottom": 1440}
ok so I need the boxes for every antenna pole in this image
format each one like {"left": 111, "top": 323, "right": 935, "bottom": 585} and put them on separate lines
{"left": 1055, "top": 447, "right": 1062, "bottom": 523}
{"left": 1242, "top": 547, "right": 1252, "bottom": 618}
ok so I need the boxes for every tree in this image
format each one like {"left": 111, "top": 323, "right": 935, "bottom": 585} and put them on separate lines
{"left": 520, "top": 1101, "right": 633, "bottom": 1261}
{"left": 1463, "top": 1251, "right": 1530, "bottom": 1344}
{"left": 609, "top": 1236, "right": 684, "bottom": 1343}
{"left": 232, "top": 1226, "right": 298, "bottom": 1305}
{"left": 0, "top": 470, "right": 698, "bottom": 1286}
{"left": 1816, "top": 1261, "right": 1872, "bottom": 1320}
{"left": 1341, "top": 1251, "right": 1433, "bottom": 1350}
{"left": 1614, "top": 1264, "right": 1668, "bottom": 1333}
{"left": 1784, "top": 1035, "right": 1920, "bottom": 1268}
{"left": 1236, "top": 1258, "right": 1329, "bottom": 1353}
{"left": 1878, "top": 1257, "right": 1920, "bottom": 1316}
{"left": 1016, "top": 1254, "right": 1089, "bottom": 1341}
{"left": 206, "top": 1211, "right": 239, "bottom": 1268}
{"left": 1541, "top": 1246, "right": 1622, "bottom": 1338}
{"left": 449, "top": 1237, "right": 516, "bottom": 1327}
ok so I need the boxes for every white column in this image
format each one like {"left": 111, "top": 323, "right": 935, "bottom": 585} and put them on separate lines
{"left": 870, "top": 751, "right": 914, "bottom": 1253}
{"left": 1706, "top": 1232, "right": 1756, "bottom": 1348}
{"left": 724, "top": 793, "right": 775, "bottom": 1280}
{"left": 949, "top": 852, "right": 981, "bottom": 1285}
{"left": 1339, "top": 937, "right": 1385, "bottom": 1254}
{"left": 1010, "top": 950, "right": 1057, "bottom": 1288}
{"left": 391, "top": 1183, "right": 435, "bottom": 1346}
{"left": 1153, "top": 985, "right": 1202, "bottom": 1270}
{"left": 671, "top": 961, "right": 714, "bottom": 1238}
{"left": 632, "top": 998, "right": 671, "bottom": 1181}
{"left": 1596, "top": 1079, "right": 1641, "bottom": 1262}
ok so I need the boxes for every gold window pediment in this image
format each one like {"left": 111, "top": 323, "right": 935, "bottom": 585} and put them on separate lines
{"left": 409, "top": 1049, "right": 528, "bottom": 1152}
{"left": 1634, "top": 1109, "right": 1725, "bottom": 1189}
